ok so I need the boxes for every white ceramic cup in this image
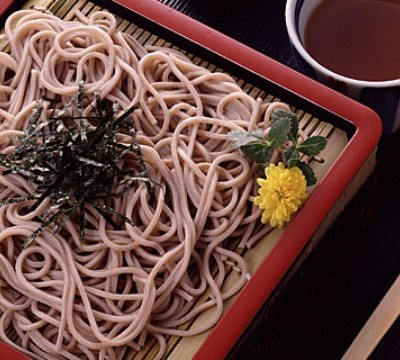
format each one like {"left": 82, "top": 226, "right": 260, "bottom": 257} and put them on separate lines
{"left": 285, "top": 0, "right": 400, "bottom": 134}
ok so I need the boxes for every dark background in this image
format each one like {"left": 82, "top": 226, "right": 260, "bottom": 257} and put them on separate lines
{"left": 159, "top": 1, "right": 400, "bottom": 359}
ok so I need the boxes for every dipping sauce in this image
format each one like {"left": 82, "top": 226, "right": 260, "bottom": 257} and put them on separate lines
{"left": 304, "top": 0, "right": 400, "bottom": 82}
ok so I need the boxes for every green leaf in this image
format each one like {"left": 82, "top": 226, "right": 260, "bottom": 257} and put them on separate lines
{"left": 269, "top": 116, "right": 290, "bottom": 148}
{"left": 296, "top": 136, "right": 327, "bottom": 156}
{"left": 240, "top": 143, "right": 271, "bottom": 163}
{"left": 283, "top": 145, "right": 300, "bottom": 165}
{"left": 286, "top": 157, "right": 300, "bottom": 169}
{"left": 292, "top": 161, "right": 317, "bottom": 186}
{"left": 227, "top": 129, "right": 264, "bottom": 149}
{"left": 271, "top": 109, "right": 298, "bottom": 143}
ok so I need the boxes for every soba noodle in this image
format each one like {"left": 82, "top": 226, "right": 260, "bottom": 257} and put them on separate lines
{"left": 0, "top": 8, "right": 308, "bottom": 360}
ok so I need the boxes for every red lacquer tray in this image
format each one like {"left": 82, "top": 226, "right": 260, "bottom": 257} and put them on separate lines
{"left": 0, "top": 0, "right": 382, "bottom": 359}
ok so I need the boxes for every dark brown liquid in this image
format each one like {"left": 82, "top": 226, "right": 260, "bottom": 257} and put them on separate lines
{"left": 304, "top": 0, "right": 400, "bottom": 81}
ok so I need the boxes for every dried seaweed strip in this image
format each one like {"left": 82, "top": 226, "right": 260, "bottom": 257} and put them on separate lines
{"left": 0, "top": 86, "right": 151, "bottom": 247}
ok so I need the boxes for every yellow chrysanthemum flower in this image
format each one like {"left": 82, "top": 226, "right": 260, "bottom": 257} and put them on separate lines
{"left": 253, "top": 162, "right": 308, "bottom": 228}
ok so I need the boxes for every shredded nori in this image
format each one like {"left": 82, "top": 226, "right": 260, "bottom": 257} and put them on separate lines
{"left": 0, "top": 84, "right": 151, "bottom": 247}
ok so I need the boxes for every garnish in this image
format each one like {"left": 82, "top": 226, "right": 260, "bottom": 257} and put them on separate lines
{"left": 0, "top": 84, "right": 151, "bottom": 247}
{"left": 228, "top": 109, "right": 327, "bottom": 185}
{"left": 228, "top": 108, "right": 327, "bottom": 227}
{"left": 253, "top": 162, "right": 308, "bottom": 228}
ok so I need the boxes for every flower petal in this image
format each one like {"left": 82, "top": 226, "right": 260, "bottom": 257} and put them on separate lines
{"left": 253, "top": 162, "right": 308, "bottom": 228}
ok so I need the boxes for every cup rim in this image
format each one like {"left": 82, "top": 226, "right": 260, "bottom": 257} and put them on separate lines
{"left": 285, "top": 0, "right": 400, "bottom": 87}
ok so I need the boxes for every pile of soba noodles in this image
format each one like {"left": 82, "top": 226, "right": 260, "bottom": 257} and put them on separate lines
{"left": 0, "top": 8, "right": 297, "bottom": 360}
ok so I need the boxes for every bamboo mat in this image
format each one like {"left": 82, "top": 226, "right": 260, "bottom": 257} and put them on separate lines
{"left": 0, "top": 0, "right": 349, "bottom": 359}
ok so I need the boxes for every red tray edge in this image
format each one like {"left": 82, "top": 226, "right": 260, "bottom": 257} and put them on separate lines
{"left": 113, "top": 1, "right": 383, "bottom": 359}
{"left": 0, "top": 0, "right": 382, "bottom": 359}
{"left": 100, "top": 1, "right": 383, "bottom": 359}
